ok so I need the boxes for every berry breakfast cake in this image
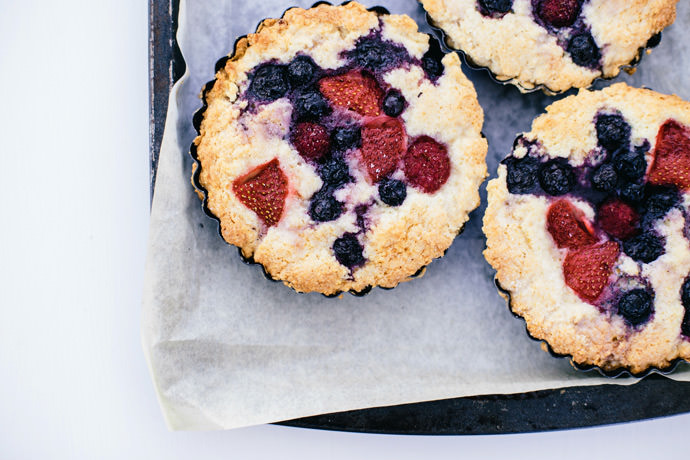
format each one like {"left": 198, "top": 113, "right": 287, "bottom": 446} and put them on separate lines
{"left": 484, "top": 83, "right": 690, "bottom": 373}
{"left": 191, "top": 2, "right": 487, "bottom": 296}
{"left": 421, "top": 0, "right": 678, "bottom": 93}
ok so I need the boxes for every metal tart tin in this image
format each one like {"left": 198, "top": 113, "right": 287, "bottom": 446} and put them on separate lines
{"left": 494, "top": 277, "right": 688, "bottom": 378}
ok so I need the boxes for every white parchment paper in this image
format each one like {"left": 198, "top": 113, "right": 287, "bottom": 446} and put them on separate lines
{"left": 142, "top": 0, "right": 690, "bottom": 430}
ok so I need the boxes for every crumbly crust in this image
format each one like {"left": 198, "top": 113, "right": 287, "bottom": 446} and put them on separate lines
{"left": 422, "top": 0, "right": 678, "bottom": 93}
{"left": 483, "top": 83, "right": 690, "bottom": 373}
{"left": 193, "top": 2, "right": 487, "bottom": 295}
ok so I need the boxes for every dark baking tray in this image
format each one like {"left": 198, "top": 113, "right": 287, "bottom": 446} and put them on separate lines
{"left": 148, "top": 0, "right": 690, "bottom": 434}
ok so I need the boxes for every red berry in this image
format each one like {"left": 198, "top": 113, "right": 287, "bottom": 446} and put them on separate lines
{"left": 648, "top": 119, "right": 690, "bottom": 190}
{"left": 359, "top": 117, "right": 406, "bottom": 183}
{"left": 232, "top": 159, "right": 288, "bottom": 227}
{"left": 403, "top": 136, "right": 450, "bottom": 193}
{"left": 318, "top": 70, "right": 383, "bottom": 117}
{"left": 563, "top": 241, "right": 620, "bottom": 303}
{"left": 597, "top": 200, "right": 640, "bottom": 240}
{"left": 291, "top": 122, "right": 330, "bottom": 162}
{"left": 538, "top": 0, "right": 580, "bottom": 28}
{"left": 546, "top": 199, "right": 598, "bottom": 249}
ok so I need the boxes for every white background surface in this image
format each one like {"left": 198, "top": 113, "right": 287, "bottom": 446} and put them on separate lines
{"left": 0, "top": 0, "right": 688, "bottom": 458}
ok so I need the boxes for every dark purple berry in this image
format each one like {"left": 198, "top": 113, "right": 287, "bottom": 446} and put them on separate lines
{"left": 612, "top": 146, "right": 647, "bottom": 180}
{"left": 617, "top": 289, "right": 653, "bottom": 326}
{"left": 351, "top": 38, "right": 386, "bottom": 70}
{"left": 643, "top": 186, "right": 679, "bottom": 222}
{"left": 619, "top": 182, "right": 645, "bottom": 204}
{"left": 287, "top": 56, "right": 316, "bottom": 87}
{"left": 504, "top": 155, "right": 540, "bottom": 194}
{"left": 422, "top": 38, "right": 445, "bottom": 79}
{"left": 383, "top": 91, "right": 406, "bottom": 117}
{"left": 568, "top": 32, "right": 600, "bottom": 68}
{"left": 333, "top": 234, "right": 365, "bottom": 268}
{"left": 319, "top": 158, "right": 351, "bottom": 188}
{"left": 681, "top": 277, "right": 690, "bottom": 336}
{"left": 538, "top": 159, "right": 575, "bottom": 196}
{"left": 478, "top": 0, "right": 513, "bottom": 14}
{"left": 294, "top": 90, "right": 331, "bottom": 120}
{"left": 596, "top": 114, "right": 631, "bottom": 153}
{"left": 348, "top": 37, "right": 407, "bottom": 72}
{"left": 331, "top": 126, "right": 361, "bottom": 152}
{"left": 249, "top": 64, "right": 289, "bottom": 101}
{"left": 378, "top": 178, "right": 407, "bottom": 206}
{"left": 309, "top": 188, "right": 342, "bottom": 222}
{"left": 591, "top": 163, "right": 618, "bottom": 192}
{"left": 623, "top": 233, "right": 665, "bottom": 263}
{"left": 537, "top": 0, "right": 581, "bottom": 28}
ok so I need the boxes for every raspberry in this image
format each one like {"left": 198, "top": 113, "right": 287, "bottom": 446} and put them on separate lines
{"left": 537, "top": 0, "right": 581, "bottom": 28}
{"left": 403, "top": 136, "right": 451, "bottom": 193}
{"left": 291, "top": 122, "right": 330, "bottom": 162}
{"left": 597, "top": 200, "right": 640, "bottom": 240}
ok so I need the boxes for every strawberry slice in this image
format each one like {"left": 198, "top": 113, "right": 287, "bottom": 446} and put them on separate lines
{"left": 232, "top": 159, "right": 288, "bottom": 227}
{"left": 359, "top": 117, "right": 406, "bottom": 183}
{"left": 403, "top": 136, "right": 451, "bottom": 193}
{"left": 563, "top": 241, "right": 620, "bottom": 303}
{"left": 318, "top": 70, "right": 383, "bottom": 117}
{"left": 597, "top": 199, "right": 640, "bottom": 240}
{"left": 649, "top": 119, "right": 690, "bottom": 190}
{"left": 546, "top": 199, "right": 598, "bottom": 249}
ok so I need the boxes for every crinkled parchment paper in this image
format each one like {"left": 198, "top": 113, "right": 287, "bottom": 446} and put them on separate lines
{"left": 142, "top": 0, "right": 690, "bottom": 430}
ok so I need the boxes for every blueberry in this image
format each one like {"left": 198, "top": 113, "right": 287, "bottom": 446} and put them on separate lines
{"left": 319, "top": 158, "right": 351, "bottom": 188}
{"left": 682, "top": 277, "right": 690, "bottom": 336}
{"left": 612, "top": 146, "right": 647, "bottom": 180}
{"left": 617, "top": 289, "right": 653, "bottom": 326}
{"left": 568, "top": 32, "right": 600, "bottom": 68}
{"left": 596, "top": 113, "right": 631, "bottom": 153}
{"left": 249, "top": 64, "right": 289, "bottom": 101}
{"left": 643, "top": 186, "right": 679, "bottom": 222}
{"left": 538, "top": 159, "right": 575, "bottom": 196}
{"left": 591, "top": 163, "right": 618, "bottom": 192}
{"left": 287, "top": 56, "right": 316, "bottom": 88}
{"left": 422, "top": 38, "right": 445, "bottom": 79}
{"left": 309, "top": 189, "right": 342, "bottom": 222}
{"left": 333, "top": 234, "right": 365, "bottom": 268}
{"left": 504, "top": 156, "right": 540, "bottom": 194}
{"left": 623, "top": 233, "right": 665, "bottom": 263}
{"left": 294, "top": 90, "right": 331, "bottom": 120}
{"left": 619, "top": 182, "right": 645, "bottom": 204}
{"left": 331, "top": 126, "right": 361, "bottom": 152}
{"left": 349, "top": 38, "right": 407, "bottom": 71}
{"left": 478, "top": 0, "right": 513, "bottom": 14}
{"left": 383, "top": 91, "right": 405, "bottom": 117}
{"left": 378, "top": 178, "right": 407, "bottom": 206}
